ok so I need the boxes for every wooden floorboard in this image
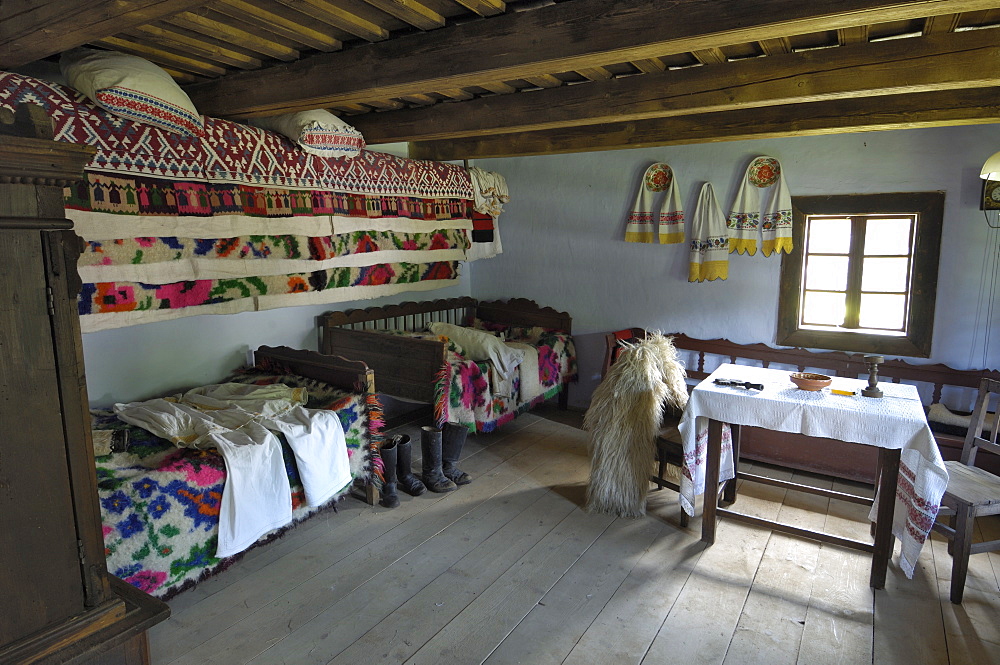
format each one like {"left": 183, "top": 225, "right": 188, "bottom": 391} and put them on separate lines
{"left": 147, "top": 410, "right": 1000, "bottom": 665}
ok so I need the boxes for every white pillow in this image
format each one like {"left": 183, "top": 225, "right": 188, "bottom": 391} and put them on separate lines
{"left": 249, "top": 109, "right": 365, "bottom": 158}
{"left": 427, "top": 322, "right": 524, "bottom": 380}
{"left": 60, "top": 48, "right": 204, "bottom": 137}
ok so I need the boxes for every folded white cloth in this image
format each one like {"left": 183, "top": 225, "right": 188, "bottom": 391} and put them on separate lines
{"left": 114, "top": 398, "right": 292, "bottom": 558}
{"left": 468, "top": 166, "right": 510, "bottom": 217}
{"left": 263, "top": 407, "right": 351, "bottom": 507}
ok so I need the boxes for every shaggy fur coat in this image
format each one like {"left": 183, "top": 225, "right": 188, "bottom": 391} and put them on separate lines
{"left": 583, "top": 332, "right": 689, "bottom": 518}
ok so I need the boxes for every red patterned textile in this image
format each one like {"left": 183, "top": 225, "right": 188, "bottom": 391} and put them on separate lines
{"left": 0, "top": 71, "right": 473, "bottom": 199}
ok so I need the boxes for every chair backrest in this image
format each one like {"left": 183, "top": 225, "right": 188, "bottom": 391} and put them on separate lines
{"left": 961, "top": 377, "right": 1000, "bottom": 467}
{"left": 601, "top": 328, "right": 647, "bottom": 378}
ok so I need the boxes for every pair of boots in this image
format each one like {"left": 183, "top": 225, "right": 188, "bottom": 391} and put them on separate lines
{"left": 379, "top": 423, "right": 472, "bottom": 509}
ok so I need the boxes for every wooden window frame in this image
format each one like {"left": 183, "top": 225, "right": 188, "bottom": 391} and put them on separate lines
{"left": 777, "top": 192, "right": 944, "bottom": 358}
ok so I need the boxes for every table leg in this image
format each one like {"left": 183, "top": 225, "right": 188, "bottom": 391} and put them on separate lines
{"left": 723, "top": 424, "right": 740, "bottom": 505}
{"left": 870, "top": 447, "right": 901, "bottom": 589}
{"left": 701, "top": 419, "right": 723, "bottom": 545}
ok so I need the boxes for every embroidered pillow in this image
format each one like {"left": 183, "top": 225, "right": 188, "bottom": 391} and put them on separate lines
{"left": 60, "top": 48, "right": 204, "bottom": 137}
{"left": 249, "top": 109, "right": 365, "bottom": 158}
{"left": 427, "top": 322, "right": 524, "bottom": 381}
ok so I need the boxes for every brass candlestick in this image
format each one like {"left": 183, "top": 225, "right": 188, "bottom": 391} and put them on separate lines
{"left": 862, "top": 355, "right": 884, "bottom": 398}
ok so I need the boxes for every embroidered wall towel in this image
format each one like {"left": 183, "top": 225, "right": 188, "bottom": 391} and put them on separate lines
{"left": 625, "top": 163, "right": 684, "bottom": 244}
{"left": 688, "top": 182, "right": 729, "bottom": 282}
{"left": 727, "top": 156, "right": 793, "bottom": 256}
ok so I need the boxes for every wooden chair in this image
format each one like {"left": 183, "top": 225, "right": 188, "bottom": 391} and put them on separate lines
{"left": 930, "top": 377, "right": 1000, "bottom": 604}
{"left": 602, "top": 328, "right": 688, "bottom": 527}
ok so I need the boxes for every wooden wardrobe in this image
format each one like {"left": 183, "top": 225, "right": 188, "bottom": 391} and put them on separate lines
{"left": 0, "top": 105, "right": 169, "bottom": 663}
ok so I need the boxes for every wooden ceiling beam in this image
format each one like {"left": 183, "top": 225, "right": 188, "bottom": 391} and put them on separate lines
{"left": 362, "top": 0, "right": 445, "bottom": 30}
{"left": 923, "top": 13, "right": 962, "bottom": 33}
{"left": 272, "top": 0, "right": 389, "bottom": 42}
{"left": 185, "top": 0, "right": 1000, "bottom": 117}
{"left": 631, "top": 57, "right": 667, "bottom": 73}
{"left": 452, "top": 0, "right": 505, "bottom": 17}
{"left": 350, "top": 29, "right": 1000, "bottom": 143}
{"left": 212, "top": 0, "right": 343, "bottom": 51}
{"left": 167, "top": 11, "right": 300, "bottom": 61}
{"left": 125, "top": 24, "right": 263, "bottom": 70}
{"left": 92, "top": 36, "right": 228, "bottom": 78}
{"left": 758, "top": 37, "right": 792, "bottom": 55}
{"left": 0, "top": 0, "right": 212, "bottom": 68}
{"left": 408, "top": 88, "right": 1000, "bottom": 160}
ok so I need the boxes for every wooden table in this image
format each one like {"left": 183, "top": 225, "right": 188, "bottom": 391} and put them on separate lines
{"left": 678, "top": 364, "right": 948, "bottom": 589}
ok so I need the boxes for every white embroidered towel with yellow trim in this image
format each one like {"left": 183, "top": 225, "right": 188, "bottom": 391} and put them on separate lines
{"left": 625, "top": 163, "right": 684, "bottom": 244}
{"left": 688, "top": 182, "right": 729, "bottom": 282}
{"left": 727, "top": 156, "right": 793, "bottom": 256}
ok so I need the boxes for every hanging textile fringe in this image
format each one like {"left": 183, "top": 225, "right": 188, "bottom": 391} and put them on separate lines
{"left": 727, "top": 156, "right": 793, "bottom": 256}
{"left": 688, "top": 183, "right": 729, "bottom": 282}
{"left": 625, "top": 163, "right": 684, "bottom": 244}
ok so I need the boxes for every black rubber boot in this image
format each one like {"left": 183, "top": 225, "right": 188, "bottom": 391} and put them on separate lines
{"left": 441, "top": 422, "right": 472, "bottom": 486}
{"left": 378, "top": 439, "right": 400, "bottom": 509}
{"left": 420, "top": 426, "right": 456, "bottom": 493}
{"left": 394, "top": 434, "right": 426, "bottom": 496}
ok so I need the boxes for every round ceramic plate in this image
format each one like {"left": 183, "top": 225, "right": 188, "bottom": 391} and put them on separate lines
{"left": 748, "top": 156, "right": 780, "bottom": 188}
{"left": 644, "top": 163, "right": 672, "bottom": 192}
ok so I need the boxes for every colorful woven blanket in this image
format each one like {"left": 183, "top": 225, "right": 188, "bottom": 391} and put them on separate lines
{"left": 0, "top": 72, "right": 486, "bottom": 331}
{"left": 439, "top": 324, "right": 577, "bottom": 432}
{"left": 93, "top": 368, "right": 382, "bottom": 600}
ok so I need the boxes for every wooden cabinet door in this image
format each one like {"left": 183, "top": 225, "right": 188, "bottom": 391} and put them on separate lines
{"left": 0, "top": 226, "right": 86, "bottom": 645}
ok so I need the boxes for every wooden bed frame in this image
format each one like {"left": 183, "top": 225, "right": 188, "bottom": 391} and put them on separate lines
{"left": 664, "top": 333, "right": 1000, "bottom": 483}
{"left": 319, "top": 297, "right": 573, "bottom": 409}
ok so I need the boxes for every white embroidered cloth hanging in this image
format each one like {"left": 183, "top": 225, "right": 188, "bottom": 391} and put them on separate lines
{"left": 625, "top": 163, "right": 684, "bottom": 244}
{"left": 727, "top": 156, "right": 793, "bottom": 256}
{"left": 688, "top": 182, "right": 729, "bottom": 282}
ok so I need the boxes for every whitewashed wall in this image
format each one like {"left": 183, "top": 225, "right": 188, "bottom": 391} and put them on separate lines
{"left": 470, "top": 126, "right": 1000, "bottom": 407}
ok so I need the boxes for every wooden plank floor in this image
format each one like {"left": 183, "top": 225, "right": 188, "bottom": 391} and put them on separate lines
{"left": 149, "top": 406, "right": 1000, "bottom": 665}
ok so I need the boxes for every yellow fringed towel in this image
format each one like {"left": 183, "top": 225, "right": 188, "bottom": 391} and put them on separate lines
{"left": 727, "top": 156, "right": 793, "bottom": 256}
{"left": 688, "top": 182, "right": 729, "bottom": 282}
{"left": 625, "top": 163, "right": 685, "bottom": 244}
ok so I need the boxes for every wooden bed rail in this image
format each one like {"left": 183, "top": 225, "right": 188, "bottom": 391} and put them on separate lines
{"left": 318, "top": 297, "right": 574, "bottom": 410}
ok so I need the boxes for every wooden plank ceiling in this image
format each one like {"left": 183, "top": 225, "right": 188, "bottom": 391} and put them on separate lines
{"left": 3, "top": 0, "right": 1000, "bottom": 160}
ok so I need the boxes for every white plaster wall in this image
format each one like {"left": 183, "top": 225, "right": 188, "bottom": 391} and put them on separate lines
{"left": 82, "top": 270, "right": 471, "bottom": 405}
{"left": 469, "top": 126, "right": 1000, "bottom": 407}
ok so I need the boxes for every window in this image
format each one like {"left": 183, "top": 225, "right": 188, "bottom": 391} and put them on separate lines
{"left": 777, "top": 192, "right": 943, "bottom": 357}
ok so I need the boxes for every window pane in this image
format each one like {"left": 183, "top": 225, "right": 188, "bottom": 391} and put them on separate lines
{"left": 802, "top": 291, "right": 846, "bottom": 326}
{"left": 861, "top": 257, "right": 909, "bottom": 292}
{"left": 804, "top": 255, "right": 849, "bottom": 291}
{"left": 859, "top": 293, "right": 906, "bottom": 330}
{"left": 807, "top": 217, "right": 851, "bottom": 254}
{"left": 864, "top": 217, "right": 913, "bottom": 255}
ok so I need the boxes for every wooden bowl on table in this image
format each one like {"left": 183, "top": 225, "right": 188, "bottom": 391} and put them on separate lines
{"left": 790, "top": 372, "right": 832, "bottom": 391}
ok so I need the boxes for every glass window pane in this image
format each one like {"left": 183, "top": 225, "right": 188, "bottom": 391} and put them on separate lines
{"left": 804, "top": 255, "right": 849, "bottom": 291}
{"left": 802, "top": 291, "right": 846, "bottom": 326}
{"left": 859, "top": 293, "right": 906, "bottom": 330}
{"left": 807, "top": 217, "right": 851, "bottom": 254}
{"left": 861, "top": 257, "right": 910, "bottom": 292}
{"left": 864, "top": 217, "right": 913, "bottom": 255}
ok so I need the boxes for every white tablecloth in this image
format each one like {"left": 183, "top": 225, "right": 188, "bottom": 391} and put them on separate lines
{"left": 677, "top": 364, "right": 948, "bottom": 578}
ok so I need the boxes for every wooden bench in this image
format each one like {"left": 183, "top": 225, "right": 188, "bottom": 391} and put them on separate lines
{"left": 666, "top": 333, "right": 1000, "bottom": 484}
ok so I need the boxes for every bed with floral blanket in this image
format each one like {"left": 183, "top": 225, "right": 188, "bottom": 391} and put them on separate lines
{"left": 319, "top": 298, "right": 577, "bottom": 432}
{"left": 91, "top": 347, "right": 383, "bottom": 600}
